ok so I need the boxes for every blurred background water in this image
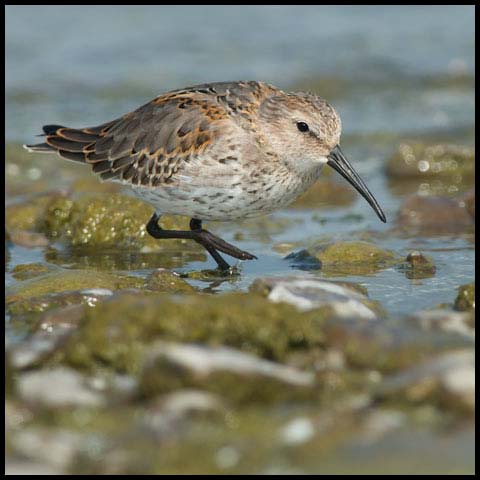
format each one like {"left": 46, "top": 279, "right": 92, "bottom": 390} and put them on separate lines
{"left": 6, "top": 5, "right": 474, "bottom": 140}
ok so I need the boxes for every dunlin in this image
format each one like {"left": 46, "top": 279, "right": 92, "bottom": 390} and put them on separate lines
{"left": 25, "top": 81, "right": 386, "bottom": 270}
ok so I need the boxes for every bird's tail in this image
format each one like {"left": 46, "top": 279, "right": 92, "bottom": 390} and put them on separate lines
{"left": 23, "top": 121, "right": 116, "bottom": 163}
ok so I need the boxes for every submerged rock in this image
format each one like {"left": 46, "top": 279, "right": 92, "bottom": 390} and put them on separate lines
{"left": 396, "top": 194, "right": 473, "bottom": 235}
{"left": 7, "top": 305, "right": 84, "bottom": 369}
{"left": 140, "top": 341, "right": 315, "bottom": 403}
{"left": 454, "top": 283, "right": 475, "bottom": 312}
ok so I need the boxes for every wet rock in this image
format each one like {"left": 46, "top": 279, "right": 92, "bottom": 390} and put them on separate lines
{"left": 140, "top": 341, "right": 315, "bottom": 403}
{"left": 7, "top": 305, "right": 83, "bottom": 369}
{"left": 454, "top": 283, "right": 475, "bottom": 312}
{"left": 146, "top": 269, "right": 195, "bottom": 293}
{"left": 11, "top": 263, "right": 56, "bottom": 281}
{"left": 6, "top": 270, "right": 142, "bottom": 315}
{"left": 17, "top": 367, "right": 105, "bottom": 408}
{"left": 43, "top": 193, "right": 196, "bottom": 251}
{"left": 397, "top": 251, "right": 436, "bottom": 279}
{"left": 409, "top": 308, "right": 474, "bottom": 340}
{"left": 289, "top": 178, "right": 356, "bottom": 209}
{"left": 250, "top": 277, "right": 379, "bottom": 320}
{"left": 396, "top": 194, "right": 473, "bottom": 235}
{"left": 376, "top": 349, "right": 475, "bottom": 415}
{"left": 289, "top": 241, "right": 397, "bottom": 276}
{"left": 9, "top": 426, "right": 83, "bottom": 472}
{"left": 6, "top": 288, "right": 115, "bottom": 317}
{"left": 272, "top": 242, "right": 302, "bottom": 255}
{"left": 60, "top": 292, "right": 327, "bottom": 373}
{"left": 284, "top": 249, "right": 322, "bottom": 270}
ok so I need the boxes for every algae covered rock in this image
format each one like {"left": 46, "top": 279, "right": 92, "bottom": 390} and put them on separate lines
{"left": 140, "top": 342, "right": 315, "bottom": 403}
{"left": 146, "top": 269, "right": 196, "bottom": 293}
{"left": 454, "top": 283, "right": 475, "bottom": 312}
{"left": 6, "top": 270, "right": 144, "bottom": 315}
{"left": 60, "top": 292, "right": 328, "bottom": 374}
{"left": 11, "top": 263, "right": 55, "bottom": 281}
{"left": 250, "top": 277, "right": 379, "bottom": 320}
{"left": 376, "top": 349, "right": 475, "bottom": 415}
{"left": 289, "top": 241, "right": 397, "bottom": 276}
{"left": 408, "top": 308, "right": 474, "bottom": 340}
{"left": 398, "top": 251, "right": 436, "bottom": 279}
{"left": 42, "top": 193, "right": 195, "bottom": 251}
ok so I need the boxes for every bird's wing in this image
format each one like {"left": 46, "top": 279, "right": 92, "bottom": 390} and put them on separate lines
{"left": 25, "top": 81, "right": 278, "bottom": 187}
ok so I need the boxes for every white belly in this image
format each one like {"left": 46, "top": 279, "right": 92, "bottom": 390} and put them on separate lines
{"left": 126, "top": 167, "right": 323, "bottom": 221}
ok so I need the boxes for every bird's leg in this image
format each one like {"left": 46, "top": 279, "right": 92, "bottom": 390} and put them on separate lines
{"left": 145, "top": 213, "right": 256, "bottom": 271}
{"left": 188, "top": 218, "right": 257, "bottom": 262}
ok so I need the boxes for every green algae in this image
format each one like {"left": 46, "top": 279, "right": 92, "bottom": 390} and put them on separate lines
{"left": 146, "top": 269, "right": 196, "bottom": 293}
{"left": 308, "top": 241, "right": 398, "bottom": 276}
{"left": 454, "top": 283, "right": 475, "bottom": 312}
{"left": 11, "top": 263, "right": 56, "bottom": 281}
{"left": 6, "top": 270, "right": 145, "bottom": 316}
{"left": 7, "top": 270, "right": 144, "bottom": 301}
{"left": 42, "top": 194, "right": 196, "bottom": 251}
{"left": 60, "top": 292, "right": 328, "bottom": 374}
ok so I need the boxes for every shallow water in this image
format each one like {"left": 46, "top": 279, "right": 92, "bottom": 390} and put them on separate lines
{"left": 5, "top": 5, "right": 475, "bottom": 475}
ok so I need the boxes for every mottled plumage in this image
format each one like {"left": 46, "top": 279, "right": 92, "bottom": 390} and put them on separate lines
{"left": 26, "top": 80, "right": 386, "bottom": 270}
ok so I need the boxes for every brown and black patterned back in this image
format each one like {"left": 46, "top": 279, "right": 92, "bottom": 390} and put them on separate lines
{"left": 25, "top": 81, "right": 280, "bottom": 187}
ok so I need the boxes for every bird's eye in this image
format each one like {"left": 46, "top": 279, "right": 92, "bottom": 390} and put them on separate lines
{"left": 296, "top": 122, "right": 309, "bottom": 133}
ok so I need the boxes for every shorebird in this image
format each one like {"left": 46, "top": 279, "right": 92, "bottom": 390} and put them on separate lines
{"left": 25, "top": 81, "right": 386, "bottom": 271}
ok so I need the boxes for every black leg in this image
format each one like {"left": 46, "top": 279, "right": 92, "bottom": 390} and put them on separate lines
{"left": 146, "top": 213, "right": 256, "bottom": 271}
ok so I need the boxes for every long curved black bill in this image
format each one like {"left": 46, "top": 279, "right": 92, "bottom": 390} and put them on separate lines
{"left": 327, "top": 145, "right": 386, "bottom": 223}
